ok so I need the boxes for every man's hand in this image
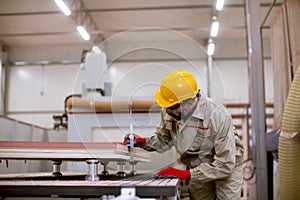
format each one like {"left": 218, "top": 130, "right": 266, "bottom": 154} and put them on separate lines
{"left": 123, "top": 133, "right": 146, "bottom": 148}
{"left": 155, "top": 167, "right": 190, "bottom": 180}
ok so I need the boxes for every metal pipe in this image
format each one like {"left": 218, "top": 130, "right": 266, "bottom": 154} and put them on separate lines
{"left": 279, "top": 66, "right": 300, "bottom": 199}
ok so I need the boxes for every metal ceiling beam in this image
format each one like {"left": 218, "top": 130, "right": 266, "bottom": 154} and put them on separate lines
{"left": 0, "top": 3, "right": 283, "bottom": 17}
{"left": 0, "top": 31, "right": 73, "bottom": 37}
{"left": 0, "top": 5, "right": 211, "bottom": 17}
{"left": 0, "top": 26, "right": 248, "bottom": 38}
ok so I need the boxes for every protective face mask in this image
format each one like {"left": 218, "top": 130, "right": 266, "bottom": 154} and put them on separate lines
{"left": 167, "top": 112, "right": 182, "bottom": 121}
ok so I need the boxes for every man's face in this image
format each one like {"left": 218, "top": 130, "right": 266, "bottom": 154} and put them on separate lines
{"left": 166, "top": 103, "right": 182, "bottom": 120}
{"left": 166, "top": 99, "right": 195, "bottom": 121}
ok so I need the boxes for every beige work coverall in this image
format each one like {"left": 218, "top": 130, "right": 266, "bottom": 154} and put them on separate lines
{"left": 143, "top": 92, "right": 244, "bottom": 200}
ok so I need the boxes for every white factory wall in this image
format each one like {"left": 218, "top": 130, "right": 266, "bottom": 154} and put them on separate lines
{"left": 0, "top": 115, "right": 69, "bottom": 174}
{"left": 7, "top": 58, "right": 273, "bottom": 128}
{"left": 214, "top": 59, "right": 274, "bottom": 103}
{"left": 108, "top": 61, "right": 208, "bottom": 98}
{"left": 0, "top": 116, "right": 62, "bottom": 174}
{"left": 7, "top": 63, "right": 84, "bottom": 128}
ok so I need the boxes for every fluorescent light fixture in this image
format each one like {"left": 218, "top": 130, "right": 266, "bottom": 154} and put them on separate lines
{"left": 216, "top": 0, "right": 224, "bottom": 10}
{"left": 92, "top": 46, "right": 102, "bottom": 54}
{"left": 210, "top": 20, "right": 219, "bottom": 37}
{"left": 54, "top": 0, "right": 71, "bottom": 16}
{"left": 37, "top": 60, "right": 51, "bottom": 65}
{"left": 14, "top": 61, "right": 28, "bottom": 66}
{"left": 207, "top": 40, "right": 215, "bottom": 56}
{"left": 76, "top": 25, "right": 91, "bottom": 41}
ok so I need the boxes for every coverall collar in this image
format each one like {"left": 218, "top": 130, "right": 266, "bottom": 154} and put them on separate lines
{"left": 190, "top": 90, "right": 207, "bottom": 120}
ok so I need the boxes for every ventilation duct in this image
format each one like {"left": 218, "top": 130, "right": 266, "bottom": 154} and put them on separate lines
{"left": 279, "top": 66, "right": 300, "bottom": 199}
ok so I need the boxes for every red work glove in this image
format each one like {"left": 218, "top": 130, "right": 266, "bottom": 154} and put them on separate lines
{"left": 123, "top": 133, "right": 146, "bottom": 148}
{"left": 156, "top": 167, "right": 190, "bottom": 180}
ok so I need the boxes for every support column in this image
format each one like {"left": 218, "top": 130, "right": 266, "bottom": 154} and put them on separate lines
{"left": 86, "top": 159, "right": 100, "bottom": 181}
{"left": 116, "top": 162, "right": 126, "bottom": 178}
{"left": 100, "top": 161, "right": 109, "bottom": 176}
{"left": 245, "top": 0, "right": 268, "bottom": 199}
{"left": 52, "top": 160, "right": 62, "bottom": 177}
{"left": 129, "top": 161, "right": 137, "bottom": 176}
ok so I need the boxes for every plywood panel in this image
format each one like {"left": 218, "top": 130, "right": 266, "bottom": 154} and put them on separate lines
{"left": 270, "top": 5, "right": 291, "bottom": 129}
{"left": 286, "top": 0, "right": 300, "bottom": 73}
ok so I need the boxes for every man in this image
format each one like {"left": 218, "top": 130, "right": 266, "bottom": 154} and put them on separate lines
{"left": 124, "top": 70, "right": 244, "bottom": 200}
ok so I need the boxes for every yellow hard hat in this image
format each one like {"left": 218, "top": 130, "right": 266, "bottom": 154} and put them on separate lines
{"left": 155, "top": 70, "right": 199, "bottom": 108}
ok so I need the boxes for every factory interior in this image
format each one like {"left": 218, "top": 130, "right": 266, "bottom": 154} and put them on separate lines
{"left": 0, "top": 0, "right": 299, "bottom": 199}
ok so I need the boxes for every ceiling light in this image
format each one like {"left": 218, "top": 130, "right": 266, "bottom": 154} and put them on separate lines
{"left": 210, "top": 20, "right": 219, "bottom": 37}
{"left": 37, "top": 60, "right": 51, "bottom": 65}
{"left": 216, "top": 0, "right": 224, "bottom": 10}
{"left": 76, "top": 26, "right": 91, "bottom": 41}
{"left": 54, "top": 0, "right": 71, "bottom": 16}
{"left": 14, "top": 61, "right": 28, "bottom": 66}
{"left": 92, "top": 46, "right": 102, "bottom": 54}
{"left": 207, "top": 40, "right": 215, "bottom": 56}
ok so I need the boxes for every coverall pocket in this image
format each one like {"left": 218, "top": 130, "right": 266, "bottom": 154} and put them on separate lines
{"left": 191, "top": 130, "right": 214, "bottom": 153}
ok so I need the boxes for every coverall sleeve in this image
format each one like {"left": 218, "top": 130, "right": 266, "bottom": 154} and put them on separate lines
{"left": 190, "top": 113, "right": 236, "bottom": 182}
{"left": 142, "top": 111, "right": 174, "bottom": 152}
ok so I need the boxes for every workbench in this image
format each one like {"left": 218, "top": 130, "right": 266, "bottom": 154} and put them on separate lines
{"left": 0, "top": 174, "right": 181, "bottom": 199}
{"left": 0, "top": 141, "right": 181, "bottom": 199}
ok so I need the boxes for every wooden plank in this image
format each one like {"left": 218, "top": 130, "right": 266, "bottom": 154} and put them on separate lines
{"left": 0, "top": 141, "right": 150, "bottom": 162}
{"left": 0, "top": 141, "right": 146, "bottom": 154}
{"left": 270, "top": 5, "right": 292, "bottom": 129}
{"left": 0, "top": 141, "right": 119, "bottom": 149}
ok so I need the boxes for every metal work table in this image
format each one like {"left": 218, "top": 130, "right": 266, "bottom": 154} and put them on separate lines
{"left": 0, "top": 174, "right": 181, "bottom": 199}
{"left": 0, "top": 141, "right": 181, "bottom": 199}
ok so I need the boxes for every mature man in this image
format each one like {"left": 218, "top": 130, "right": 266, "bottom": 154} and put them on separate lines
{"left": 124, "top": 70, "right": 244, "bottom": 199}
